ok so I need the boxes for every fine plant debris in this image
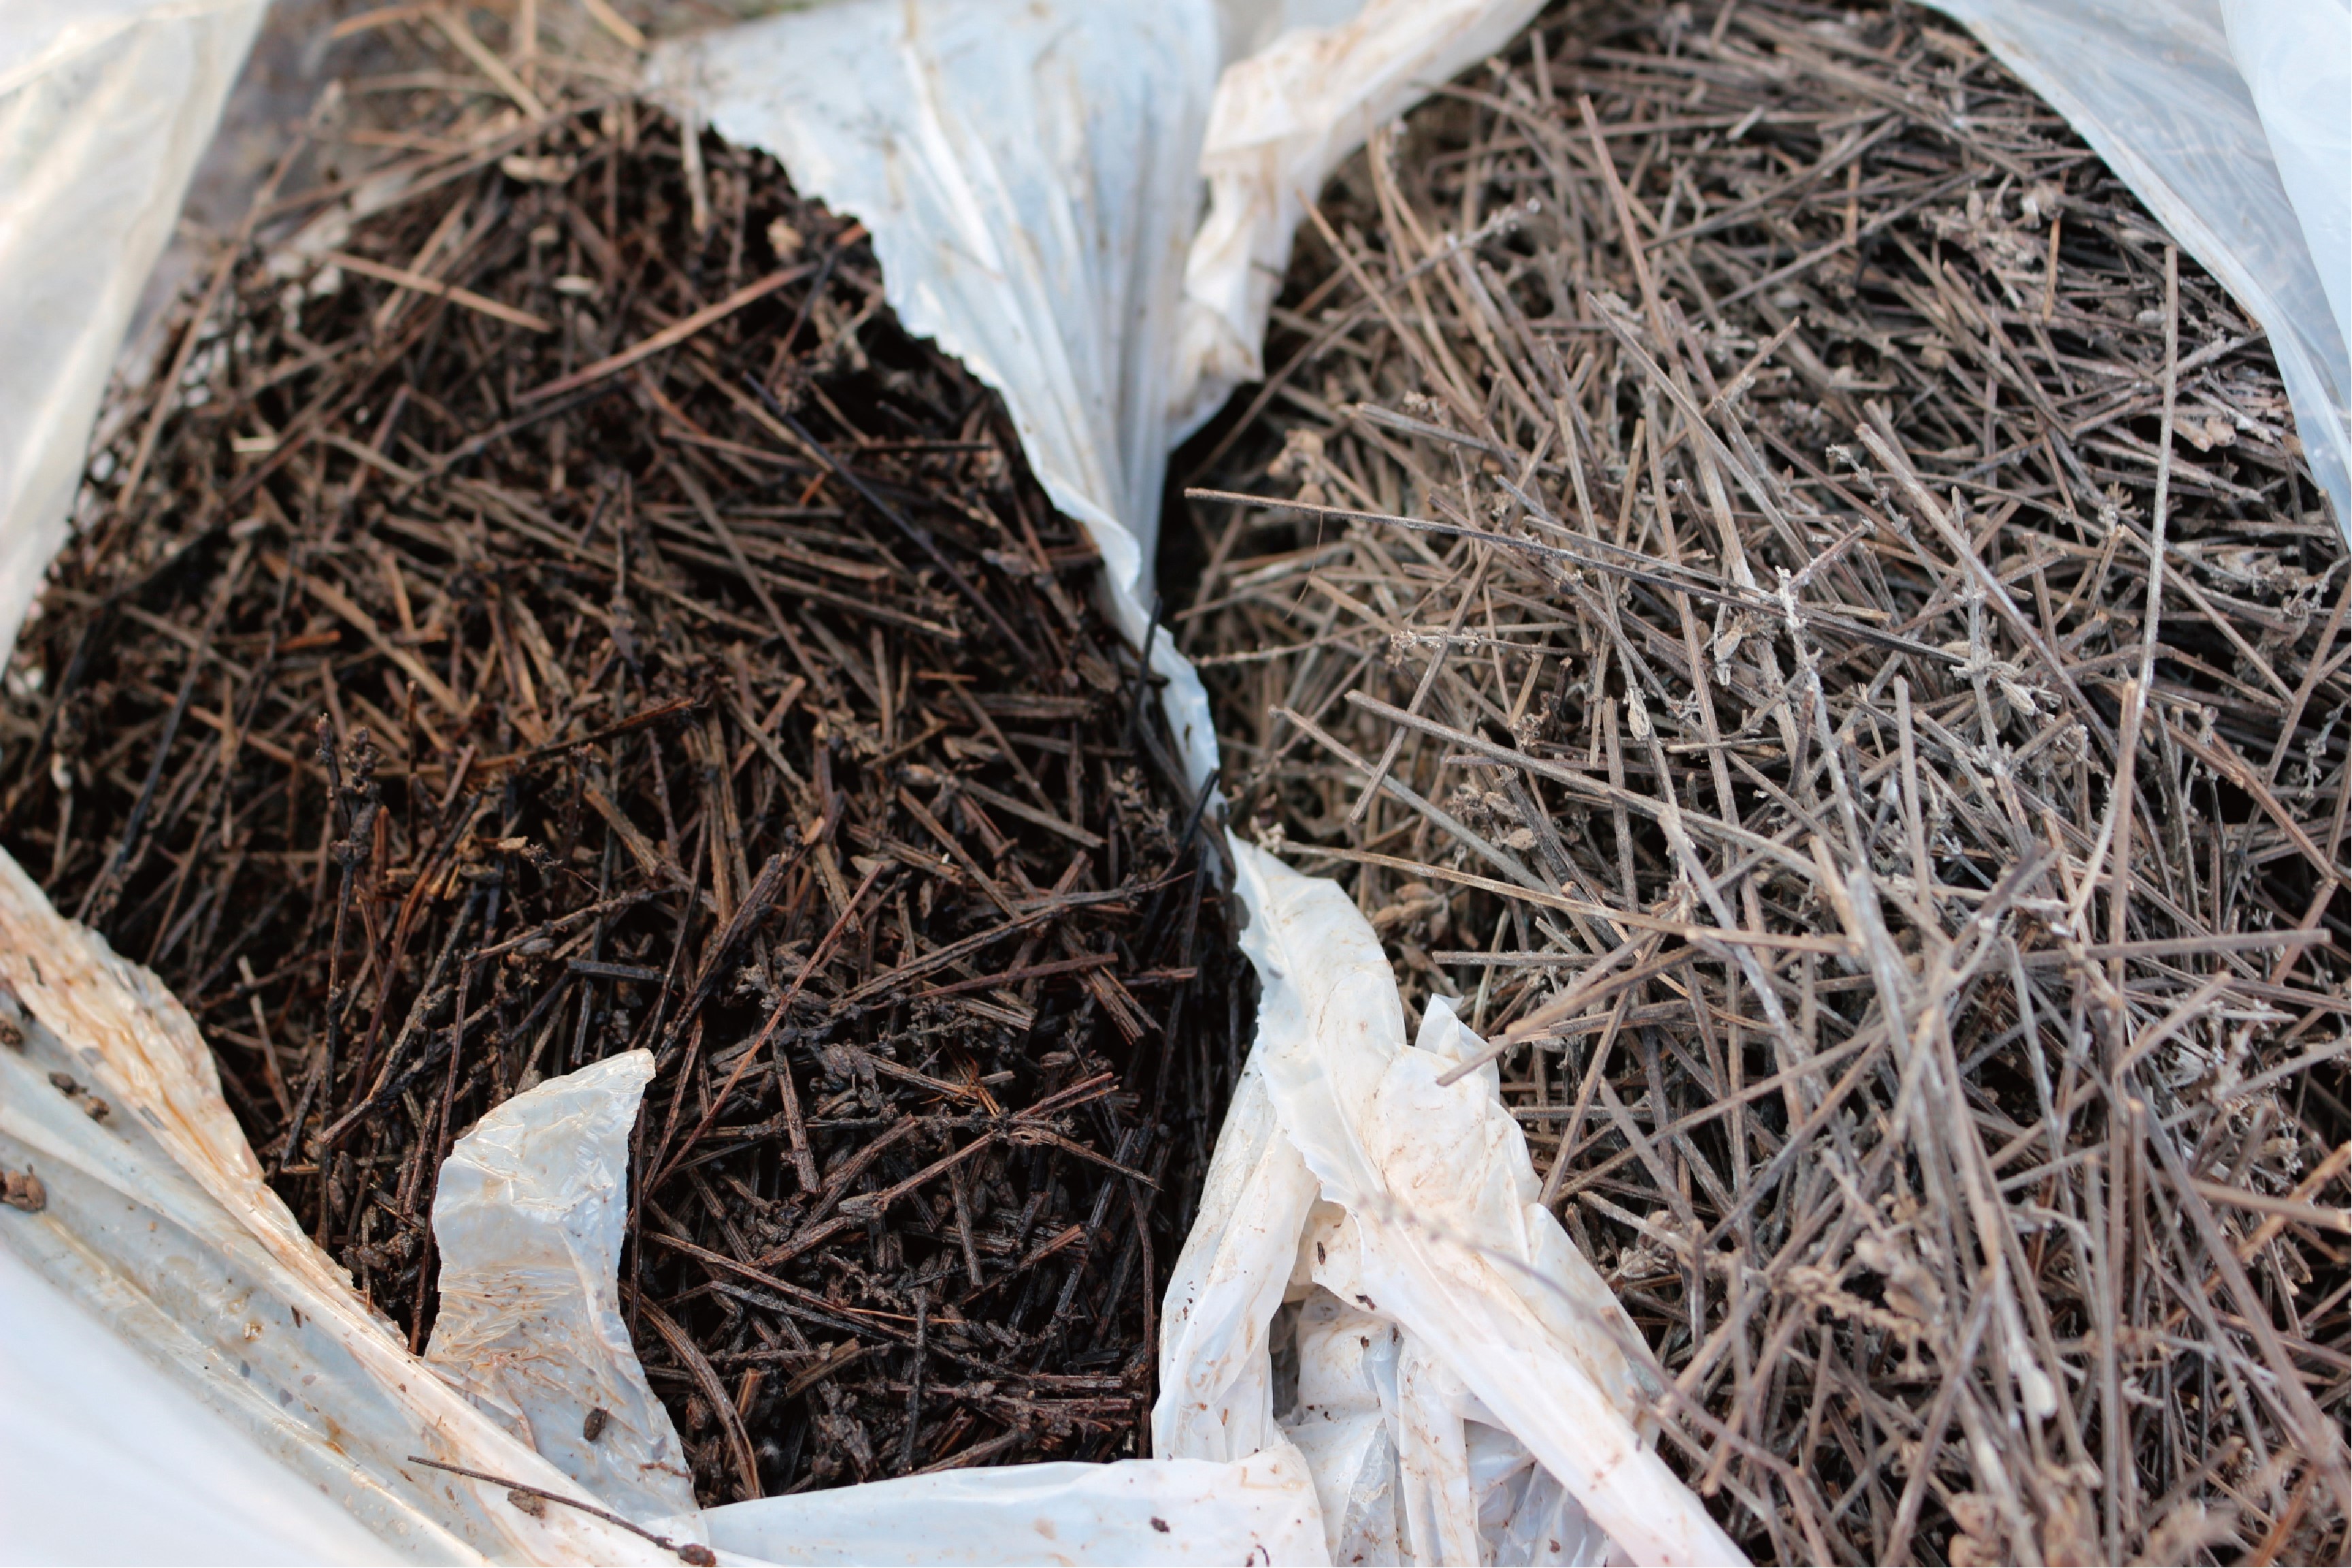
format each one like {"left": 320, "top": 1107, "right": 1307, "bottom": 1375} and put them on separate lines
{"left": 0, "top": 8, "right": 1233, "bottom": 1505}
{"left": 1178, "top": 0, "right": 2347, "bottom": 1562}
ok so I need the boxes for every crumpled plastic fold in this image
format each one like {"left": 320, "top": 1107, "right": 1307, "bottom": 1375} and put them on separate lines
{"left": 1155, "top": 839, "right": 1741, "bottom": 1567}
{"left": 424, "top": 1051, "right": 699, "bottom": 1530}
{"left": 1170, "top": 0, "right": 1548, "bottom": 438}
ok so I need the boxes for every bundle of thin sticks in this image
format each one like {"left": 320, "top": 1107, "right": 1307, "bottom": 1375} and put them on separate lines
{"left": 1180, "top": 1, "right": 2348, "bottom": 1561}
{"left": 0, "top": 9, "right": 1233, "bottom": 1503}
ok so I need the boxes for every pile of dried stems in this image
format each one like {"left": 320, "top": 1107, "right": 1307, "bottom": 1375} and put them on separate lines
{"left": 1, "top": 6, "right": 1231, "bottom": 1503}
{"left": 1179, "top": 1, "right": 2347, "bottom": 1561}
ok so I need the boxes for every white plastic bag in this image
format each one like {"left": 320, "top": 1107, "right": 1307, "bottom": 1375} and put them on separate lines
{"left": 646, "top": 0, "right": 1556, "bottom": 793}
{"left": 0, "top": 0, "right": 268, "bottom": 656}
{"left": 0, "top": 848, "right": 1324, "bottom": 1565}
{"left": 701, "top": 1450, "right": 1327, "bottom": 1565}
{"left": 422, "top": 1052, "right": 702, "bottom": 1531}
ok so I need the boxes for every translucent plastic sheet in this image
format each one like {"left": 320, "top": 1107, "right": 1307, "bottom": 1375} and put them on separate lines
{"left": 699, "top": 1449, "right": 1327, "bottom": 1565}
{"left": 1173, "top": 0, "right": 1550, "bottom": 438}
{"left": 0, "top": 0, "right": 268, "bottom": 656}
{"left": 423, "top": 1052, "right": 701, "bottom": 1531}
{"left": 644, "top": 0, "right": 1553, "bottom": 793}
{"left": 1157, "top": 841, "right": 1739, "bottom": 1566}
{"left": 0, "top": 850, "right": 684, "bottom": 1565}
{"left": 0, "top": 1238, "right": 395, "bottom": 1567}
{"left": 2222, "top": 1, "right": 2349, "bottom": 356}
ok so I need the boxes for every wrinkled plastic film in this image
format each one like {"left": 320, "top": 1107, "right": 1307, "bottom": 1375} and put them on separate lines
{"left": 1168, "top": 0, "right": 1549, "bottom": 439}
{"left": 0, "top": 0, "right": 268, "bottom": 657}
{"left": 0, "top": 1237, "right": 397, "bottom": 1567}
{"left": 0, "top": 1044, "right": 418, "bottom": 1566}
{"left": 424, "top": 1051, "right": 699, "bottom": 1529}
{"left": 0, "top": 848, "right": 685, "bottom": 1565}
{"left": 1153, "top": 1048, "right": 1322, "bottom": 1467}
{"left": 2221, "top": 0, "right": 2349, "bottom": 369}
{"left": 1193, "top": 839, "right": 1744, "bottom": 1565}
{"left": 700, "top": 1450, "right": 1327, "bottom": 1566}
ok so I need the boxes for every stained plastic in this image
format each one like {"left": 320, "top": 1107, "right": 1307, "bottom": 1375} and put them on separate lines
{"left": 423, "top": 1052, "right": 701, "bottom": 1531}
{"left": 0, "top": 1231, "right": 395, "bottom": 1565}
